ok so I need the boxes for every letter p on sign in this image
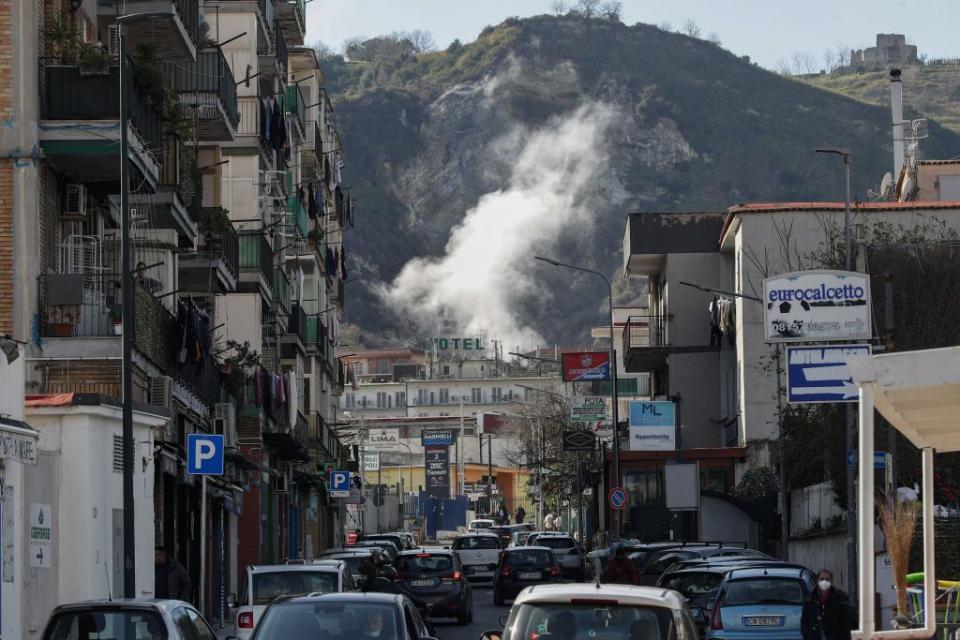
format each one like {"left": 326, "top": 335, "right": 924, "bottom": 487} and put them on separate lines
{"left": 187, "top": 434, "right": 225, "bottom": 475}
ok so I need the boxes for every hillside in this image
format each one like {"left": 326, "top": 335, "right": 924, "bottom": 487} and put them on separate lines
{"left": 324, "top": 15, "right": 960, "bottom": 347}
{"left": 803, "top": 64, "right": 960, "bottom": 134}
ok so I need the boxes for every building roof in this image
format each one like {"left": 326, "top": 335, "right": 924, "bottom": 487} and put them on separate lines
{"left": 25, "top": 393, "right": 170, "bottom": 418}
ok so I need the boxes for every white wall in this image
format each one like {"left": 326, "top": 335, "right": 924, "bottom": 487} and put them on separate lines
{"left": 699, "top": 495, "right": 759, "bottom": 548}
{"left": 217, "top": 293, "right": 263, "bottom": 356}
{"left": 0, "top": 355, "right": 28, "bottom": 639}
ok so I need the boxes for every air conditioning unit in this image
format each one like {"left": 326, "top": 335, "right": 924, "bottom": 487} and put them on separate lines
{"left": 215, "top": 402, "right": 237, "bottom": 448}
{"left": 150, "top": 376, "right": 174, "bottom": 410}
{"left": 63, "top": 184, "right": 88, "bottom": 219}
{"left": 107, "top": 25, "right": 120, "bottom": 57}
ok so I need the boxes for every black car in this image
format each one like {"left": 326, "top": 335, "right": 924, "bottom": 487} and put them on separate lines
{"left": 393, "top": 548, "right": 473, "bottom": 625}
{"left": 638, "top": 544, "right": 760, "bottom": 585}
{"left": 364, "top": 533, "right": 412, "bottom": 552}
{"left": 352, "top": 539, "right": 401, "bottom": 563}
{"left": 315, "top": 548, "right": 382, "bottom": 585}
{"left": 493, "top": 546, "right": 562, "bottom": 606}
{"left": 249, "top": 592, "right": 438, "bottom": 640}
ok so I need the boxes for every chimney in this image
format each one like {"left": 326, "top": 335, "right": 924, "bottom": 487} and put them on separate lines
{"left": 890, "top": 69, "right": 905, "bottom": 178}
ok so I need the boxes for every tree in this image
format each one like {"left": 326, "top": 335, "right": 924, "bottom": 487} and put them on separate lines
{"left": 707, "top": 32, "right": 722, "bottom": 46}
{"left": 681, "top": 19, "right": 701, "bottom": 38}
{"left": 775, "top": 58, "right": 793, "bottom": 75}
{"left": 657, "top": 21, "right": 672, "bottom": 33}
{"left": 599, "top": 0, "right": 622, "bottom": 20}
{"left": 822, "top": 47, "right": 837, "bottom": 73}
{"left": 835, "top": 43, "right": 850, "bottom": 69}
{"left": 550, "top": 0, "right": 567, "bottom": 15}
{"left": 446, "top": 39, "right": 464, "bottom": 54}
{"left": 311, "top": 40, "right": 334, "bottom": 61}
{"left": 575, "top": 0, "right": 601, "bottom": 18}
{"left": 790, "top": 51, "right": 816, "bottom": 74}
{"left": 406, "top": 29, "right": 436, "bottom": 54}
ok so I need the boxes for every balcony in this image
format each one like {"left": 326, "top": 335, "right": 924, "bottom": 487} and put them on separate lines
{"left": 282, "top": 302, "right": 308, "bottom": 353}
{"left": 260, "top": 28, "right": 288, "bottom": 79}
{"left": 274, "top": 0, "right": 305, "bottom": 46}
{"left": 164, "top": 48, "right": 239, "bottom": 141}
{"left": 300, "top": 121, "right": 322, "bottom": 178}
{"left": 98, "top": 0, "right": 199, "bottom": 63}
{"left": 306, "top": 315, "right": 327, "bottom": 356}
{"left": 179, "top": 212, "right": 239, "bottom": 293}
{"left": 273, "top": 268, "right": 291, "bottom": 314}
{"left": 288, "top": 192, "right": 308, "bottom": 238}
{"left": 238, "top": 231, "right": 274, "bottom": 301}
{"left": 307, "top": 411, "right": 331, "bottom": 459}
{"left": 285, "top": 84, "right": 305, "bottom": 138}
{"left": 40, "top": 65, "right": 161, "bottom": 184}
{"left": 258, "top": 0, "right": 275, "bottom": 35}
{"left": 622, "top": 314, "right": 671, "bottom": 372}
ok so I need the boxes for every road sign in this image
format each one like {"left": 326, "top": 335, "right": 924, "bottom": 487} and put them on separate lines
{"left": 29, "top": 503, "right": 52, "bottom": 568}
{"left": 563, "top": 429, "right": 595, "bottom": 451}
{"left": 847, "top": 450, "right": 890, "bottom": 469}
{"left": 330, "top": 470, "right": 351, "bottom": 497}
{"left": 787, "top": 344, "right": 872, "bottom": 403}
{"left": 562, "top": 352, "right": 611, "bottom": 382}
{"left": 608, "top": 487, "right": 628, "bottom": 511}
{"left": 187, "top": 434, "right": 225, "bottom": 475}
{"left": 571, "top": 396, "right": 607, "bottom": 423}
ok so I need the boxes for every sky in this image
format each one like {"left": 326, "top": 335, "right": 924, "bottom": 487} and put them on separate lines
{"left": 305, "top": 0, "right": 960, "bottom": 70}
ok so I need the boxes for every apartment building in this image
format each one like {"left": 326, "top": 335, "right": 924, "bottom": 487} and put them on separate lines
{"left": 0, "top": 0, "right": 350, "bottom": 632}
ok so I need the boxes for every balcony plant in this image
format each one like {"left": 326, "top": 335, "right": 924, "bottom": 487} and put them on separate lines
{"left": 78, "top": 43, "right": 113, "bottom": 76}
{"left": 132, "top": 43, "right": 190, "bottom": 137}
{"left": 45, "top": 305, "right": 77, "bottom": 338}
{"left": 45, "top": 16, "right": 81, "bottom": 64}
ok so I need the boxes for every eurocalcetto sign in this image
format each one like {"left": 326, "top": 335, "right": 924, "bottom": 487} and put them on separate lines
{"left": 562, "top": 352, "right": 611, "bottom": 382}
{"left": 763, "top": 270, "right": 871, "bottom": 343}
{"left": 628, "top": 401, "right": 676, "bottom": 451}
{"left": 421, "top": 429, "right": 455, "bottom": 447}
{"left": 424, "top": 445, "right": 450, "bottom": 499}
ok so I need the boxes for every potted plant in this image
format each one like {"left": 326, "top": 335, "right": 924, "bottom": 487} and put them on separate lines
{"left": 879, "top": 493, "right": 917, "bottom": 628}
{"left": 79, "top": 42, "right": 113, "bottom": 76}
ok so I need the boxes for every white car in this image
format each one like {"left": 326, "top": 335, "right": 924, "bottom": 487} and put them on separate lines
{"left": 451, "top": 533, "right": 502, "bottom": 581}
{"left": 481, "top": 583, "right": 699, "bottom": 640}
{"left": 524, "top": 532, "right": 584, "bottom": 580}
{"left": 230, "top": 561, "right": 355, "bottom": 639}
{"left": 467, "top": 518, "right": 496, "bottom": 533}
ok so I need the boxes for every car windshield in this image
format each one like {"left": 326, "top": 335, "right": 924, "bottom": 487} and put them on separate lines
{"left": 253, "top": 571, "right": 339, "bottom": 604}
{"left": 44, "top": 609, "right": 167, "bottom": 640}
{"left": 471, "top": 521, "right": 493, "bottom": 529}
{"left": 255, "top": 601, "right": 400, "bottom": 639}
{"left": 396, "top": 554, "right": 454, "bottom": 574}
{"left": 503, "top": 603, "right": 676, "bottom": 640}
{"left": 536, "top": 537, "right": 576, "bottom": 549}
{"left": 505, "top": 549, "right": 553, "bottom": 566}
{"left": 320, "top": 555, "right": 365, "bottom": 575}
{"left": 662, "top": 572, "right": 724, "bottom": 598}
{"left": 723, "top": 578, "right": 806, "bottom": 606}
{"left": 454, "top": 537, "right": 500, "bottom": 550}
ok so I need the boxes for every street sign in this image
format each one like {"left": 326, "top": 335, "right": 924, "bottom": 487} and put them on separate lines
{"left": 608, "top": 487, "right": 628, "bottom": 511}
{"left": 847, "top": 450, "right": 890, "bottom": 469}
{"left": 330, "top": 470, "right": 351, "bottom": 498}
{"left": 787, "top": 344, "right": 871, "bottom": 403}
{"left": 571, "top": 396, "right": 607, "bottom": 423}
{"left": 763, "top": 270, "right": 871, "bottom": 343}
{"left": 187, "top": 434, "right": 225, "bottom": 475}
{"left": 362, "top": 452, "right": 380, "bottom": 471}
{"left": 367, "top": 429, "right": 401, "bottom": 451}
{"left": 563, "top": 429, "right": 595, "bottom": 451}
{"left": 421, "top": 429, "right": 455, "bottom": 447}
{"left": 29, "top": 503, "right": 52, "bottom": 568}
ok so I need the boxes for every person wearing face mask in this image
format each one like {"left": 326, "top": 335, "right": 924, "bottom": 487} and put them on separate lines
{"left": 801, "top": 569, "right": 856, "bottom": 640}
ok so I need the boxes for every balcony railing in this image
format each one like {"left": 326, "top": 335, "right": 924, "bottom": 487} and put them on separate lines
{"left": 287, "top": 303, "right": 308, "bottom": 344}
{"left": 197, "top": 216, "right": 240, "bottom": 280}
{"left": 293, "top": 411, "right": 308, "bottom": 447}
{"left": 238, "top": 232, "right": 274, "bottom": 287}
{"left": 164, "top": 48, "right": 240, "bottom": 135}
{"left": 178, "top": 355, "right": 222, "bottom": 406}
{"left": 623, "top": 315, "right": 669, "bottom": 350}
{"left": 275, "top": 28, "right": 288, "bottom": 75}
{"left": 288, "top": 193, "right": 308, "bottom": 237}
{"left": 43, "top": 65, "right": 161, "bottom": 160}
{"left": 285, "top": 84, "right": 305, "bottom": 133}
{"left": 259, "top": 0, "right": 274, "bottom": 33}
{"left": 174, "top": 0, "right": 201, "bottom": 50}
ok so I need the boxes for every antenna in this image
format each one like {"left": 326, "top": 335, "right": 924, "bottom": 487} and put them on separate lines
{"left": 869, "top": 172, "right": 895, "bottom": 201}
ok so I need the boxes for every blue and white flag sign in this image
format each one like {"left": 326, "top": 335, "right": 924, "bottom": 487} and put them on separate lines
{"left": 787, "top": 344, "right": 871, "bottom": 404}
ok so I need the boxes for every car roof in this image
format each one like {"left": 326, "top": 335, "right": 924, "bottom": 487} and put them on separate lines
{"left": 661, "top": 564, "right": 748, "bottom": 576}
{"left": 49, "top": 599, "right": 188, "bottom": 614}
{"left": 505, "top": 545, "right": 553, "bottom": 553}
{"left": 249, "top": 563, "right": 343, "bottom": 573}
{"left": 273, "top": 592, "right": 405, "bottom": 605}
{"left": 318, "top": 548, "right": 373, "bottom": 555}
{"left": 725, "top": 567, "right": 811, "bottom": 579}
{"left": 470, "top": 518, "right": 495, "bottom": 523}
{"left": 455, "top": 532, "right": 500, "bottom": 538}
{"left": 398, "top": 547, "right": 453, "bottom": 556}
{"left": 514, "top": 583, "right": 687, "bottom": 609}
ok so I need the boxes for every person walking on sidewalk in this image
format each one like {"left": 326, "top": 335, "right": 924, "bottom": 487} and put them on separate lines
{"left": 801, "top": 569, "right": 855, "bottom": 640}
{"left": 155, "top": 547, "right": 192, "bottom": 601}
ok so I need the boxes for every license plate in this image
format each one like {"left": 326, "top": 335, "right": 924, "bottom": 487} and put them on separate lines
{"left": 411, "top": 579, "right": 435, "bottom": 587}
{"left": 519, "top": 571, "right": 540, "bottom": 580}
{"left": 744, "top": 616, "right": 784, "bottom": 626}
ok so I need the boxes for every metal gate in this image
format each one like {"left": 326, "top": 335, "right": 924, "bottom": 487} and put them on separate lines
{"left": 421, "top": 493, "right": 468, "bottom": 539}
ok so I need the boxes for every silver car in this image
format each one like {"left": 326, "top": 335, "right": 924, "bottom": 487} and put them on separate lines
{"left": 43, "top": 599, "right": 215, "bottom": 640}
{"left": 527, "top": 533, "right": 584, "bottom": 580}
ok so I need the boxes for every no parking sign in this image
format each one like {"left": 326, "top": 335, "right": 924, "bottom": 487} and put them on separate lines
{"left": 608, "top": 487, "right": 628, "bottom": 511}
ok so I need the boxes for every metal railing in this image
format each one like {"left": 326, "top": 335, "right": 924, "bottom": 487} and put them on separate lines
{"left": 275, "top": 29, "right": 288, "bottom": 75}
{"left": 39, "top": 271, "right": 121, "bottom": 338}
{"left": 293, "top": 411, "right": 308, "bottom": 447}
{"left": 285, "top": 84, "right": 305, "bottom": 133}
{"left": 174, "top": 0, "right": 201, "bottom": 50}
{"left": 178, "top": 355, "right": 221, "bottom": 406}
{"left": 274, "top": 268, "right": 290, "bottom": 312}
{"left": 197, "top": 216, "right": 240, "bottom": 280}
{"left": 43, "top": 65, "right": 161, "bottom": 160}
{"left": 238, "top": 232, "right": 273, "bottom": 287}
{"left": 311, "top": 120, "right": 322, "bottom": 161}
{"left": 164, "top": 48, "right": 240, "bottom": 130}
{"left": 287, "top": 303, "right": 307, "bottom": 344}
{"left": 259, "top": 0, "right": 274, "bottom": 33}
{"left": 623, "top": 314, "right": 669, "bottom": 350}
{"left": 288, "top": 193, "right": 308, "bottom": 237}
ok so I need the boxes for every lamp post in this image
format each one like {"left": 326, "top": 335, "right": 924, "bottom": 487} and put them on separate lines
{"left": 534, "top": 256, "right": 622, "bottom": 540}
{"left": 816, "top": 147, "right": 856, "bottom": 599}
{"left": 117, "top": 10, "right": 174, "bottom": 599}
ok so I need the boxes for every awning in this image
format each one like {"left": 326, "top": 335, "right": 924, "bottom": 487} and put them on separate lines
{"left": 0, "top": 417, "right": 39, "bottom": 465}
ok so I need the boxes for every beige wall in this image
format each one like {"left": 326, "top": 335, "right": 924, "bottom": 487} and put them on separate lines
{"left": 217, "top": 293, "right": 263, "bottom": 355}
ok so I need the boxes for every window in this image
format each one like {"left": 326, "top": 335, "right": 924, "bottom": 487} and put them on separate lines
{"left": 625, "top": 468, "right": 662, "bottom": 504}
{"left": 395, "top": 391, "right": 405, "bottom": 407}
{"left": 378, "top": 359, "right": 390, "bottom": 374}
{"left": 185, "top": 607, "right": 216, "bottom": 640}
{"left": 439, "top": 389, "right": 449, "bottom": 404}
{"left": 417, "top": 389, "right": 427, "bottom": 406}
{"left": 376, "top": 392, "right": 387, "bottom": 409}
{"left": 429, "top": 391, "right": 435, "bottom": 405}
{"left": 471, "top": 387, "right": 482, "bottom": 403}
{"left": 723, "top": 578, "right": 805, "bottom": 606}
{"left": 252, "top": 571, "right": 338, "bottom": 604}
{"left": 443, "top": 365, "right": 450, "bottom": 375}
{"left": 492, "top": 387, "right": 503, "bottom": 403}
{"left": 45, "top": 609, "right": 168, "bottom": 640}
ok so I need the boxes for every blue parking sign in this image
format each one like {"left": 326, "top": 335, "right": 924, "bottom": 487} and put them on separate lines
{"left": 330, "top": 470, "right": 351, "bottom": 492}
{"left": 187, "top": 434, "right": 224, "bottom": 475}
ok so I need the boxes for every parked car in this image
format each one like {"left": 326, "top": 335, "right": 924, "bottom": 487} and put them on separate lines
{"left": 352, "top": 539, "right": 401, "bottom": 563}
{"left": 482, "top": 582, "right": 698, "bottom": 640}
{"left": 657, "top": 564, "right": 753, "bottom": 636}
{"left": 523, "top": 532, "right": 584, "bottom": 580}
{"left": 230, "top": 562, "right": 355, "bottom": 639}
{"left": 488, "top": 525, "right": 513, "bottom": 547}
{"left": 364, "top": 533, "right": 413, "bottom": 553}
{"left": 706, "top": 566, "right": 815, "bottom": 640}
{"left": 509, "top": 522, "right": 536, "bottom": 533}
{"left": 248, "top": 592, "right": 439, "bottom": 640}
{"left": 493, "top": 546, "right": 563, "bottom": 605}
{"left": 393, "top": 547, "right": 473, "bottom": 624}
{"left": 467, "top": 518, "right": 496, "bottom": 533}
{"left": 43, "top": 599, "right": 216, "bottom": 640}
{"left": 315, "top": 548, "right": 383, "bottom": 585}
{"left": 452, "top": 532, "right": 503, "bottom": 582}
{"left": 508, "top": 530, "right": 533, "bottom": 547}
{"left": 638, "top": 544, "right": 760, "bottom": 585}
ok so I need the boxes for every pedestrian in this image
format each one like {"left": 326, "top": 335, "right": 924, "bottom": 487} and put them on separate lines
{"left": 515, "top": 505, "right": 526, "bottom": 525}
{"left": 154, "top": 547, "right": 192, "bottom": 601}
{"left": 801, "top": 569, "right": 856, "bottom": 640}
{"left": 358, "top": 550, "right": 381, "bottom": 592}
{"left": 498, "top": 502, "right": 509, "bottom": 525}
{"left": 603, "top": 542, "right": 639, "bottom": 585}
{"left": 544, "top": 512, "right": 555, "bottom": 531}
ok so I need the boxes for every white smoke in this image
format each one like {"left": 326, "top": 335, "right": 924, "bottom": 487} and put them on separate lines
{"left": 379, "top": 101, "right": 617, "bottom": 349}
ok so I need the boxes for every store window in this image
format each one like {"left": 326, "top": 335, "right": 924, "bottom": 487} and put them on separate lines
{"left": 624, "top": 468, "right": 663, "bottom": 505}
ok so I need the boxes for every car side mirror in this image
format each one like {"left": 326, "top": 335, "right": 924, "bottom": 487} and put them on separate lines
{"left": 480, "top": 632, "right": 502, "bottom": 640}
{"left": 690, "top": 607, "right": 705, "bottom": 622}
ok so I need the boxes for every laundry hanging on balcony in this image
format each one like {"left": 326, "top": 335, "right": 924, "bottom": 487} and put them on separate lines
{"left": 175, "top": 298, "right": 212, "bottom": 370}
{"left": 708, "top": 296, "right": 735, "bottom": 348}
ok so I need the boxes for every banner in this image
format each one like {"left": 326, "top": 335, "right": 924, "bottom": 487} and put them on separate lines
{"left": 562, "top": 352, "right": 611, "bottom": 382}
{"left": 424, "top": 445, "right": 450, "bottom": 499}
{"left": 571, "top": 396, "right": 607, "bottom": 422}
{"left": 421, "top": 429, "right": 455, "bottom": 447}
{"left": 763, "top": 270, "right": 871, "bottom": 342}
{"left": 628, "top": 400, "right": 676, "bottom": 451}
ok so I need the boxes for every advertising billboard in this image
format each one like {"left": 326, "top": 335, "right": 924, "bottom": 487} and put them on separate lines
{"left": 562, "top": 352, "right": 611, "bottom": 382}
{"left": 628, "top": 400, "right": 676, "bottom": 451}
{"left": 763, "top": 270, "right": 871, "bottom": 343}
{"left": 424, "top": 445, "right": 450, "bottom": 499}
{"left": 421, "top": 429, "right": 455, "bottom": 447}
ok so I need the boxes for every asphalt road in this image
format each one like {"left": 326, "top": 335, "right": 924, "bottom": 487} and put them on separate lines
{"left": 430, "top": 582, "right": 509, "bottom": 640}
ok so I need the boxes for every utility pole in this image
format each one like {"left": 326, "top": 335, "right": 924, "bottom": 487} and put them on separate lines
{"left": 486, "top": 435, "right": 494, "bottom": 516}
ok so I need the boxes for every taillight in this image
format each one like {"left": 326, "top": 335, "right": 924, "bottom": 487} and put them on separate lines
{"left": 500, "top": 565, "right": 512, "bottom": 577}
{"left": 710, "top": 596, "right": 724, "bottom": 630}
{"left": 451, "top": 571, "right": 462, "bottom": 581}
{"left": 238, "top": 612, "right": 254, "bottom": 629}
{"left": 549, "top": 565, "right": 561, "bottom": 576}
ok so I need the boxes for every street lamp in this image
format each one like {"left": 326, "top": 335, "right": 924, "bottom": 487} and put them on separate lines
{"left": 116, "top": 10, "right": 174, "bottom": 599}
{"left": 534, "top": 255, "right": 623, "bottom": 540}
{"left": 815, "top": 147, "right": 856, "bottom": 599}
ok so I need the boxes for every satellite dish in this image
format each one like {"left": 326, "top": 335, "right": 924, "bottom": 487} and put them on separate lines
{"left": 879, "top": 172, "right": 894, "bottom": 198}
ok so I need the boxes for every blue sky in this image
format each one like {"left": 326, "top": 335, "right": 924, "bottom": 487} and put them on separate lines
{"left": 305, "top": 0, "right": 959, "bottom": 70}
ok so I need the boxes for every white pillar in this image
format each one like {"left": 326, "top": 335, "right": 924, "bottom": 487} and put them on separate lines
{"left": 857, "top": 384, "right": 875, "bottom": 637}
